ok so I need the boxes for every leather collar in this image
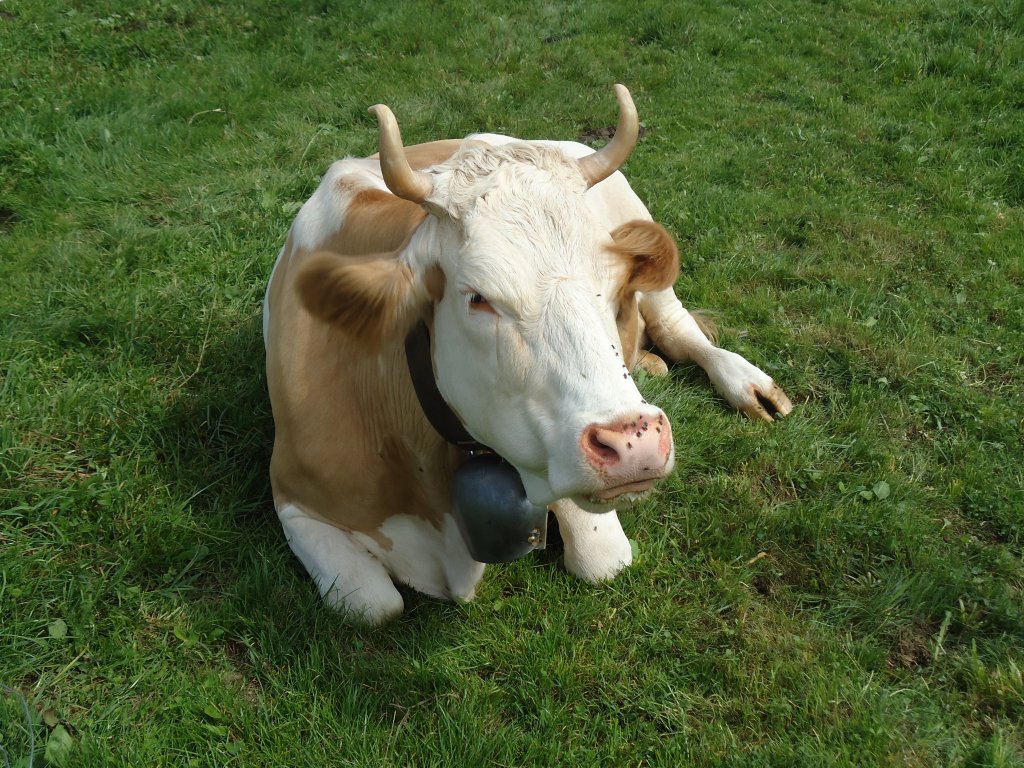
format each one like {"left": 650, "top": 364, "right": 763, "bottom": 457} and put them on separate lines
{"left": 404, "top": 320, "right": 491, "bottom": 453}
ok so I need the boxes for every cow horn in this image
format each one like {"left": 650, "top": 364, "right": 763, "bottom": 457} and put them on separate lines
{"left": 368, "top": 104, "right": 433, "bottom": 203}
{"left": 577, "top": 84, "right": 639, "bottom": 188}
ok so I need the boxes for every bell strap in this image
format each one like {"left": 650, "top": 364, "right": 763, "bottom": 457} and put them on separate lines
{"left": 404, "top": 320, "right": 491, "bottom": 453}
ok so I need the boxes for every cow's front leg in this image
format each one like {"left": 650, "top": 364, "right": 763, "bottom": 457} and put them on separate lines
{"left": 551, "top": 500, "right": 633, "bottom": 583}
{"left": 277, "top": 503, "right": 405, "bottom": 624}
{"left": 640, "top": 287, "right": 793, "bottom": 421}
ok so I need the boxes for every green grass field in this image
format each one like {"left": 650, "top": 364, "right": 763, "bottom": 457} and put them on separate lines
{"left": 2, "top": 0, "right": 1022, "bottom": 765}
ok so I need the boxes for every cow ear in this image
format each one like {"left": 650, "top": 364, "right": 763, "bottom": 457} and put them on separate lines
{"left": 609, "top": 220, "right": 680, "bottom": 294}
{"left": 297, "top": 253, "right": 424, "bottom": 349}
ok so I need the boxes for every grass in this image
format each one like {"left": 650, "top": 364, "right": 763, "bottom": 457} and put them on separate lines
{"left": 1, "top": 0, "right": 1022, "bottom": 765}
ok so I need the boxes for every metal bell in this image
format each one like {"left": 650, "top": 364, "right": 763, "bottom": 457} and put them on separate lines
{"left": 451, "top": 454, "right": 548, "bottom": 563}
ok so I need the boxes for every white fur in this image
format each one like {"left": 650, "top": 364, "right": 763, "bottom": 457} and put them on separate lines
{"left": 277, "top": 503, "right": 405, "bottom": 624}
{"left": 472, "top": 135, "right": 652, "bottom": 225}
{"left": 279, "top": 503, "right": 484, "bottom": 623}
{"left": 551, "top": 500, "right": 633, "bottom": 583}
{"left": 353, "top": 514, "right": 484, "bottom": 602}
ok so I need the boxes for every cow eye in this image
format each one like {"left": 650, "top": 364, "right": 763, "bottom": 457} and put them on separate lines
{"left": 468, "top": 292, "right": 497, "bottom": 314}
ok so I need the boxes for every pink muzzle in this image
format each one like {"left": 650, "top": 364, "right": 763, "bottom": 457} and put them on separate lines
{"left": 580, "top": 409, "right": 673, "bottom": 500}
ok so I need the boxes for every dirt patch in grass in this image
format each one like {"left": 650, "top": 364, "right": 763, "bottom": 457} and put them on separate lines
{"left": 0, "top": 205, "right": 17, "bottom": 229}
{"left": 888, "top": 622, "right": 936, "bottom": 670}
{"left": 578, "top": 124, "right": 649, "bottom": 146}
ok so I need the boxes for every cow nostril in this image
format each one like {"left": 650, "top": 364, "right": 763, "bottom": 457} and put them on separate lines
{"left": 585, "top": 429, "right": 619, "bottom": 464}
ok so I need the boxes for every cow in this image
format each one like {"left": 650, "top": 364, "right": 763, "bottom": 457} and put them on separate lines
{"left": 264, "top": 85, "right": 792, "bottom": 624}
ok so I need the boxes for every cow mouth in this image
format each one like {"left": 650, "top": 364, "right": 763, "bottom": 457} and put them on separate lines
{"left": 589, "top": 478, "right": 656, "bottom": 503}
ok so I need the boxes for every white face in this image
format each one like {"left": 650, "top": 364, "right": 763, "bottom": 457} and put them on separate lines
{"left": 424, "top": 158, "right": 674, "bottom": 509}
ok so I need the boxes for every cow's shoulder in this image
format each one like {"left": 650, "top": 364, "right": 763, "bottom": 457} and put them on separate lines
{"left": 289, "top": 159, "right": 427, "bottom": 259}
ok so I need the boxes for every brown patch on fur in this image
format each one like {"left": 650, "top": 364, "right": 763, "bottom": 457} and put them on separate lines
{"left": 324, "top": 187, "right": 428, "bottom": 256}
{"left": 267, "top": 335, "right": 458, "bottom": 537}
{"left": 360, "top": 526, "right": 395, "bottom": 551}
{"left": 292, "top": 186, "right": 440, "bottom": 349}
{"left": 615, "top": 293, "right": 641, "bottom": 369}
{"left": 608, "top": 220, "right": 680, "bottom": 295}
{"left": 297, "top": 254, "right": 421, "bottom": 349}
{"left": 609, "top": 219, "right": 681, "bottom": 367}
{"left": 376, "top": 436, "right": 444, "bottom": 531}
{"left": 368, "top": 139, "right": 464, "bottom": 170}
{"left": 634, "top": 350, "right": 669, "bottom": 376}
{"left": 424, "top": 264, "right": 446, "bottom": 302}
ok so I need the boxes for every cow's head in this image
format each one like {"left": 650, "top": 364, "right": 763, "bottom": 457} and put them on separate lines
{"left": 300, "top": 86, "right": 678, "bottom": 511}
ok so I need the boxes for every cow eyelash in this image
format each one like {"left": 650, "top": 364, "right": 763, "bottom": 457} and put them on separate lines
{"left": 467, "top": 291, "right": 498, "bottom": 315}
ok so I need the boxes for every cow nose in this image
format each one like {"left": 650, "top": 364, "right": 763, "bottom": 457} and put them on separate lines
{"left": 580, "top": 411, "right": 673, "bottom": 498}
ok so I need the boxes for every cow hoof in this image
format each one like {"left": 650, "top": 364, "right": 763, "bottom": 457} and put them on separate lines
{"left": 707, "top": 348, "right": 792, "bottom": 421}
{"left": 634, "top": 350, "right": 669, "bottom": 377}
{"left": 743, "top": 382, "right": 793, "bottom": 422}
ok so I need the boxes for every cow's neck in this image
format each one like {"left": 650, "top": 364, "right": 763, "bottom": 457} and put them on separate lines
{"left": 404, "top": 318, "right": 549, "bottom": 563}
{"left": 404, "top": 319, "right": 490, "bottom": 453}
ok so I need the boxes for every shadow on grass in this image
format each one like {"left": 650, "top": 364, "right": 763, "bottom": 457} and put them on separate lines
{"left": 152, "top": 308, "right": 467, "bottom": 727}
{"left": 155, "top": 311, "right": 275, "bottom": 525}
